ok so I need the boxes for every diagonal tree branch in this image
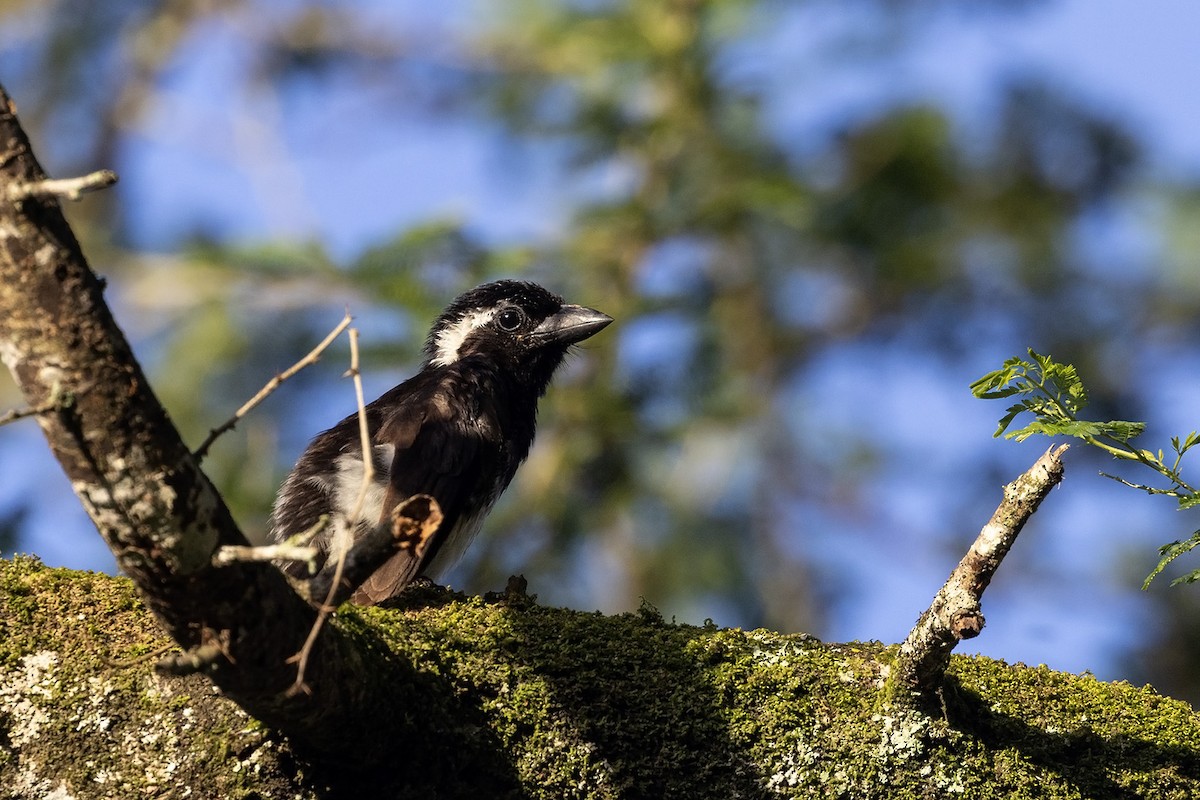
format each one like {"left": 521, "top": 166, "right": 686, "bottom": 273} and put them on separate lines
{"left": 887, "top": 444, "right": 1069, "bottom": 706}
{"left": 0, "top": 83, "right": 436, "bottom": 763}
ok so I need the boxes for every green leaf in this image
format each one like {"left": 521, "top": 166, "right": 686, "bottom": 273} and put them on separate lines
{"left": 969, "top": 366, "right": 1022, "bottom": 399}
{"left": 993, "top": 402, "right": 1028, "bottom": 438}
{"left": 1171, "top": 569, "right": 1200, "bottom": 586}
{"left": 1099, "top": 420, "right": 1147, "bottom": 442}
{"left": 1145, "top": 530, "right": 1200, "bottom": 589}
{"left": 1005, "top": 418, "right": 1104, "bottom": 442}
{"left": 1175, "top": 431, "right": 1200, "bottom": 455}
{"left": 973, "top": 385, "right": 1026, "bottom": 401}
{"left": 980, "top": 352, "right": 1200, "bottom": 589}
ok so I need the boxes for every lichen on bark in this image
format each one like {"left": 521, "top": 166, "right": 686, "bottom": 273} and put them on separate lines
{"left": 3, "top": 556, "right": 1200, "bottom": 799}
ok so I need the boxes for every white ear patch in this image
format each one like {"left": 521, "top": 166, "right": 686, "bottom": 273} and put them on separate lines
{"left": 431, "top": 308, "right": 496, "bottom": 367}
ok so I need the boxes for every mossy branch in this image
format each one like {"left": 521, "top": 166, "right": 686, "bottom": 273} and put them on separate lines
{"left": 5, "top": 557, "right": 1200, "bottom": 799}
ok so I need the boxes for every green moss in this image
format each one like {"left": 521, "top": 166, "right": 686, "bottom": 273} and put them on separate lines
{"left": 350, "top": 591, "right": 1200, "bottom": 798}
{"left": 338, "top": 590, "right": 1200, "bottom": 798}
{"left": 2, "top": 557, "right": 1199, "bottom": 798}
{"left": 0, "top": 555, "right": 41, "bottom": 641}
{"left": 0, "top": 556, "right": 316, "bottom": 799}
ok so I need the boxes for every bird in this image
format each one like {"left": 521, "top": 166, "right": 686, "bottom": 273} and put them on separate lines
{"left": 268, "top": 279, "right": 612, "bottom": 604}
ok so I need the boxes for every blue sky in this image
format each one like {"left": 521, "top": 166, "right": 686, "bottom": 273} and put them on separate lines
{"left": 2, "top": 0, "right": 1200, "bottom": 684}
{"left": 111, "top": 0, "right": 1200, "bottom": 260}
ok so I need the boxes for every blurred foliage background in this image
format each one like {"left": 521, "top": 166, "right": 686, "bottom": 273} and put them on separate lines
{"left": 2, "top": 0, "right": 1200, "bottom": 703}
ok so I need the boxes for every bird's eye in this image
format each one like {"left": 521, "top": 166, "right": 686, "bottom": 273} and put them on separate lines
{"left": 497, "top": 308, "right": 525, "bottom": 331}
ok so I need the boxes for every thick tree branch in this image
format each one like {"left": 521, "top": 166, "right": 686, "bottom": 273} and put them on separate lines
{"left": 0, "top": 83, "right": 434, "bottom": 763}
{"left": 6, "top": 556, "right": 1200, "bottom": 798}
{"left": 888, "top": 444, "right": 1069, "bottom": 706}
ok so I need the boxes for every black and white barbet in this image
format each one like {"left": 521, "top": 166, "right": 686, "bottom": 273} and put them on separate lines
{"left": 268, "top": 280, "right": 612, "bottom": 604}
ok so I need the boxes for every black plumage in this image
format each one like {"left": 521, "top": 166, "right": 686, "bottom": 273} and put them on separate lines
{"left": 269, "top": 280, "right": 612, "bottom": 604}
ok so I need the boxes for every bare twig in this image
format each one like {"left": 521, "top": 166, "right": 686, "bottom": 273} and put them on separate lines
{"left": 0, "top": 397, "right": 60, "bottom": 428}
{"left": 193, "top": 311, "right": 352, "bottom": 460}
{"left": 102, "top": 641, "right": 175, "bottom": 669}
{"left": 7, "top": 169, "right": 118, "bottom": 202}
{"left": 888, "top": 444, "right": 1069, "bottom": 707}
{"left": 155, "top": 628, "right": 235, "bottom": 677}
{"left": 289, "top": 326, "right": 374, "bottom": 694}
{"left": 213, "top": 542, "right": 320, "bottom": 566}
{"left": 155, "top": 643, "right": 227, "bottom": 677}
{"left": 0, "top": 382, "right": 77, "bottom": 428}
{"left": 212, "top": 514, "right": 328, "bottom": 568}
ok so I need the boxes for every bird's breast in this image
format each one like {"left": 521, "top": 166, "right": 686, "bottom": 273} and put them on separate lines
{"left": 329, "top": 442, "right": 395, "bottom": 534}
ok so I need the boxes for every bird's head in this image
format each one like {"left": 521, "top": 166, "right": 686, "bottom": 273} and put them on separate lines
{"left": 423, "top": 280, "right": 612, "bottom": 393}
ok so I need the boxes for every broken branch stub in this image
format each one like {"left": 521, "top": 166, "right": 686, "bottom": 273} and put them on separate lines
{"left": 888, "top": 444, "right": 1069, "bottom": 707}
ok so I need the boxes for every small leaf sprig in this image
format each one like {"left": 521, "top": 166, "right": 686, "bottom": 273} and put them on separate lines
{"left": 971, "top": 349, "right": 1200, "bottom": 587}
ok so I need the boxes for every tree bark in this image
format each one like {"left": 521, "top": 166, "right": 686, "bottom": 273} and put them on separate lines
{"left": 0, "top": 84, "right": 448, "bottom": 764}
{"left": 888, "top": 445, "right": 1069, "bottom": 706}
{"left": 3, "top": 557, "right": 1200, "bottom": 799}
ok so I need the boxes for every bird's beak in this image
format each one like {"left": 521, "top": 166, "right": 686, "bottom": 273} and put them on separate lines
{"left": 532, "top": 304, "right": 613, "bottom": 345}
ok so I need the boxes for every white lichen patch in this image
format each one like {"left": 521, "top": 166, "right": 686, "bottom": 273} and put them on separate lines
{"left": 763, "top": 731, "right": 852, "bottom": 796}
{"left": 872, "top": 710, "right": 931, "bottom": 786}
{"left": 73, "top": 457, "right": 220, "bottom": 574}
{"left": 519, "top": 719, "right": 617, "bottom": 794}
{"left": 0, "top": 650, "right": 61, "bottom": 747}
{"left": 12, "top": 660, "right": 230, "bottom": 795}
{"left": 874, "top": 711, "right": 928, "bottom": 761}
{"left": 932, "top": 761, "right": 966, "bottom": 795}
{"left": 12, "top": 765, "right": 75, "bottom": 800}
{"left": 33, "top": 242, "right": 59, "bottom": 268}
{"left": 0, "top": 338, "right": 23, "bottom": 371}
{"left": 765, "top": 735, "right": 820, "bottom": 791}
{"left": 36, "top": 364, "right": 66, "bottom": 387}
{"left": 72, "top": 676, "right": 117, "bottom": 734}
{"left": 109, "top": 706, "right": 184, "bottom": 790}
{"left": 871, "top": 710, "right": 966, "bottom": 793}
{"left": 746, "top": 630, "right": 817, "bottom": 667}
{"left": 111, "top": 466, "right": 177, "bottom": 526}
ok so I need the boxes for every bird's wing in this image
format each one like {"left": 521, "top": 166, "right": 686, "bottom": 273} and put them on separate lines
{"left": 350, "top": 389, "right": 487, "bottom": 604}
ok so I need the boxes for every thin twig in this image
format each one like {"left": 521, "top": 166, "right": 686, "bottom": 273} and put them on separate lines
{"left": 289, "top": 326, "right": 374, "bottom": 695}
{"left": 155, "top": 643, "right": 227, "bottom": 677}
{"left": 102, "top": 641, "right": 175, "bottom": 669}
{"left": 193, "top": 312, "right": 352, "bottom": 461}
{"left": 0, "top": 397, "right": 60, "bottom": 428}
{"left": 306, "top": 494, "right": 442, "bottom": 608}
{"left": 0, "top": 382, "right": 78, "bottom": 428}
{"left": 1099, "top": 471, "right": 1180, "bottom": 497}
{"left": 212, "top": 542, "right": 320, "bottom": 566}
{"left": 887, "top": 444, "right": 1069, "bottom": 707}
{"left": 212, "top": 514, "right": 329, "bottom": 568}
{"left": 7, "top": 169, "right": 118, "bottom": 202}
